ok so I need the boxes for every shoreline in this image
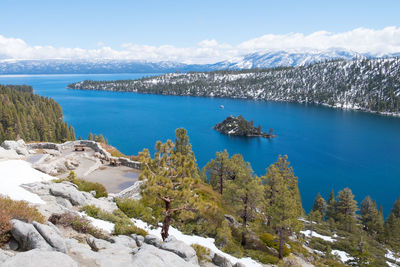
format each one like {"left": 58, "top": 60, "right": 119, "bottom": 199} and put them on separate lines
{"left": 67, "top": 86, "right": 400, "bottom": 118}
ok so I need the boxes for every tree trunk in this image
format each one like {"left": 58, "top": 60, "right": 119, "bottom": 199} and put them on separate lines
{"left": 241, "top": 194, "right": 248, "bottom": 247}
{"left": 219, "top": 163, "right": 223, "bottom": 195}
{"left": 279, "top": 228, "right": 284, "bottom": 259}
{"left": 161, "top": 198, "right": 171, "bottom": 241}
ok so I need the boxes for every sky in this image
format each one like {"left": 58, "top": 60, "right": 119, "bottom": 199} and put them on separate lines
{"left": 0, "top": 0, "right": 400, "bottom": 63}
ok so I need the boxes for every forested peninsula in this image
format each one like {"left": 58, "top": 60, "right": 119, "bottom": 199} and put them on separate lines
{"left": 68, "top": 57, "right": 400, "bottom": 115}
{"left": 0, "top": 84, "right": 75, "bottom": 143}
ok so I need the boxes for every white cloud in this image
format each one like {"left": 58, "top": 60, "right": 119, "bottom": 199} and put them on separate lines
{"left": 1, "top": 27, "right": 400, "bottom": 64}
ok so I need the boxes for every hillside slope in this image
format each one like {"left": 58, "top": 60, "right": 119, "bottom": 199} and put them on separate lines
{"left": 69, "top": 57, "right": 400, "bottom": 115}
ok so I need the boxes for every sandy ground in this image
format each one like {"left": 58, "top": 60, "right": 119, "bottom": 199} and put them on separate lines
{"left": 85, "top": 166, "right": 139, "bottom": 193}
{"left": 29, "top": 143, "right": 140, "bottom": 194}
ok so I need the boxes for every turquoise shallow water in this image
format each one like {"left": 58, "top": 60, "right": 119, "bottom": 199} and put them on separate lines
{"left": 1, "top": 73, "right": 400, "bottom": 215}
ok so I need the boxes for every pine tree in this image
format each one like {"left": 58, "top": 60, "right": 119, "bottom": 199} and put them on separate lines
{"left": 203, "top": 150, "right": 234, "bottom": 194}
{"left": 223, "top": 154, "right": 263, "bottom": 246}
{"left": 262, "top": 156, "right": 303, "bottom": 259}
{"left": 385, "top": 197, "right": 400, "bottom": 248}
{"left": 360, "top": 196, "right": 383, "bottom": 237}
{"left": 326, "top": 189, "right": 336, "bottom": 224}
{"left": 174, "top": 128, "right": 191, "bottom": 156}
{"left": 88, "top": 132, "right": 93, "bottom": 141}
{"left": 139, "top": 128, "right": 200, "bottom": 241}
{"left": 335, "top": 188, "right": 358, "bottom": 232}
{"left": 312, "top": 192, "right": 327, "bottom": 221}
{"left": 97, "top": 134, "right": 106, "bottom": 144}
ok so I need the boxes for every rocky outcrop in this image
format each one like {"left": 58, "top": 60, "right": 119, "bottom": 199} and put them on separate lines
{"left": 10, "top": 220, "right": 52, "bottom": 251}
{"left": 132, "top": 244, "right": 198, "bottom": 267}
{"left": 22, "top": 181, "right": 118, "bottom": 215}
{"left": 1, "top": 249, "right": 78, "bottom": 267}
{"left": 1, "top": 139, "right": 30, "bottom": 156}
{"left": 144, "top": 234, "right": 162, "bottom": 248}
{"left": 33, "top": 221, "right": 67, "bottom": 253}
{"left": 114, "top": 180, "right": 145, "bottom": 200}
{"left": 49, "top": 182, "right": 86, "bottom": 206}
{"left": 212, "top": 253, "right": 233, "bottom": 267}
{"left": 160, "top": 235, "right": 198, "bottom": 264}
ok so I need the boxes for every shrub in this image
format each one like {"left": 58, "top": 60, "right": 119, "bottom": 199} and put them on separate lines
{"left": 113, "top": 222, "right": 147, "bottom": 236}
{"left": 259, "top": 232, "right": 290, "bottom": 257}
{"left": 49, "top": 213, "right": 108, "bottom": 240}
{"left": 0, "top": 196, "right": 45, "bottom": 243}
{"left": 81, "top": 205, "right": 126, "bottom": 223}
{"left": 191, "top": 244, "right": 211, "bottom": 263}
{"left": 116, "top": 198, "right": 155, "bottom": 223}
{"left": 216, "top": 220, "right": 243, "bottom": 257}
{"left": 245, "top": 249, "right": 280, "bottom": 264}
{"left": 76, "top": 180, "right": 108, "bottom": 198}
{"left": 80, "top": 205, "right": 147, "bottom": 237}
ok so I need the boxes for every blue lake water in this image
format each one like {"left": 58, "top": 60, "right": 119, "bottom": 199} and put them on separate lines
{"left": 1, "top": 73, "right": 400, "bottom": 215}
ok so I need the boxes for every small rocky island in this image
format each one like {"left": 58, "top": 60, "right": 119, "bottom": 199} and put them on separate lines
{"left": 214, "top": 115, "right": 276, "bottom": 138}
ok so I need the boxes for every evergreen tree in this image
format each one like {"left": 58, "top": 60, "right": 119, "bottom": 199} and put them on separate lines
{"left": 385, "top": 197, "right": 400, "bottom": 248}
{"left": 97, "top": 134, "right": 106, "bottom": 144}
{"left": 203, "top": 150, "right": 234, "bottom": 194}
{"left": 360, "top": 196, "right": 383, "bottom": 237}
{"left": 0, "top": 84, "right": 74, "bottom": 143}
{"left": 312, "top": 192, "right": 327, "bottom": 221}
{"left": 88, "top": 132, "right": 93, "bottom": 141}
{"left": 223, "top": 154, "right": 263, "bottom": 246}
{"left": 262, "top": 156, "right": 303, "bottom": 259}
{"left": 139, "top": 129, "right": 200, "bottom": 241}
{"left": 335, "top": 188, "right": 358, "bottom": 232}
{"left": 326, "top": 189, "right": 337, "bottom": 224}
{"left": 174, "top": 128, "right": 192, "bottom": 156}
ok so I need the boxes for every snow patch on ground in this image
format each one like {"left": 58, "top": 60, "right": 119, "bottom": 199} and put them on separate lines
{"left": 386, "top": 250, "right": 400, "bottom": 266}
{"left": 0, "top": 160, "right": 53, "bottom": 204}
{"left": 132, "top": 218, "right": 262, "bottom": 267}
{"left": 332, "top": 249, "right": 353, "bottom": 263}
{"left": 80, "top": 212, "right": 115, "bottom": 233}
{"left": 387, "top": 261, "right": 400, "bottom": 267}
{"left": 300, "top": 230, "right": 335, "bottom": 242}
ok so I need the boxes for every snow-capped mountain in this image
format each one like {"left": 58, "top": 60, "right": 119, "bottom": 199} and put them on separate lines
{"left": 0, "top": 48, "right": 395, "bottom": 74}
{"left": 209, "top": 48, "right": 365, "bottom": 70}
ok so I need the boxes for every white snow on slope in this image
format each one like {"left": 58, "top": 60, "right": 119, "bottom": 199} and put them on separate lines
{"left": 386, "top": 250, "right": 400, "bottom": 266}
{"left": 300, "top": 230, "right": 335, "bottom": 242}
{"left": 132, "top": 218, "right": 262, "bottom": 267}
{"left": 80, "top": 212, "right": 115, "bottom": 234}
{"left": 332, "top": 249, "right": 353, "bottom": 263}
{"left": 0, "top": 160, "right": 53, "bottom": 204}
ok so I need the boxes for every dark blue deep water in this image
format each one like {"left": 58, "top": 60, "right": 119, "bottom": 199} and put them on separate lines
{"left": 1, "top": 73, "right": 400, "bottom": 215}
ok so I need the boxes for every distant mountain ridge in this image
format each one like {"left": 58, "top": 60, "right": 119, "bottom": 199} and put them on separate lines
{"left": 68, "top": 57, "right": 400, "bottom": 116}
{"left": 0, "top": 48, "right": 398, "bottom": 74}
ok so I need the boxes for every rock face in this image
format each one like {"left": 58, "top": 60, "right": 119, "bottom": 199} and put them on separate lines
{"left": 160, "top": 235, "right": 198, "bottom": 264}
{"left": 33, "top": 221, "right": 67, "bottom": 253}
{"left": 212, "top": 253, "right": 234, "bottom": 267}
{"left": 49, "top": 182, "right": 86, "bottom": 206}
{"left": 132, "top": 244, "right": 197, "bottom": 267}
{"left": 114, "top": 180, "right": 145, "bottom": 200}
{"left": 1, "top": 140, "right": 29, "bottom": 156}
{"left": 1, "top": 249, "right": 78, "bottom": 267}
{"left": 214, "top": 115, "right": 275, "bottom": 138}
{"left": 144, "top": 234, "right": 162, "bottom": 248}
{"left": 10, "top": 220, "right": 52, "bottom": 251}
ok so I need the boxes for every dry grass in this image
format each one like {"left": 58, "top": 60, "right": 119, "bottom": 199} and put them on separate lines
{"left": 49, "top": 213, "right": 109, "bottom": 240}
{"left": 0, "top": 196, "right": 45, "bottom": 243}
